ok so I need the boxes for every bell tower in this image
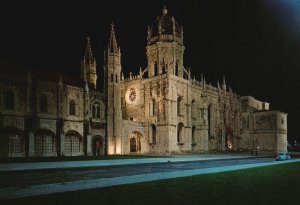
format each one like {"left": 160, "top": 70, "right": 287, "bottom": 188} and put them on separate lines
{"left": 146, "top": 5, "right": 185, "bottom": 78}
{"left": 104, "top": 23, "right": 122, "bottom": 155}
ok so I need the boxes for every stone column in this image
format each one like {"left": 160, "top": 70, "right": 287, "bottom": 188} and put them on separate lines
{"left": 87, "top": 134, "right": 92, "bottom": 156}
{"left": 60, "top": 133, "right": 65, "bottom": 156}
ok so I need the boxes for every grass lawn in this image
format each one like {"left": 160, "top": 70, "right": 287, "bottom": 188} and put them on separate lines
{"left": 2, "top": 162, "right": 300, "bottom": 205}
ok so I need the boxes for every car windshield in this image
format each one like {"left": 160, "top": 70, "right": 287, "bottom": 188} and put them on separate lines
{"left": 278, "top": 153, "right": 284, "bottom": 155}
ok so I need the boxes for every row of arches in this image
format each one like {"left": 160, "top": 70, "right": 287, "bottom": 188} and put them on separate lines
{"left": 0, "top": 127, "right": 148, "bottom": 157}
{"left": 0, "top": 127, "right": 105, "bottom": 157}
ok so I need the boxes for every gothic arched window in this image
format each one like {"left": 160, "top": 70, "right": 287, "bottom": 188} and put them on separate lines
{"left": 92, "top": 103, "right": 101, "bottom": 119}
{"left": 177, "top": 122, "right": 184, "bottom": 143}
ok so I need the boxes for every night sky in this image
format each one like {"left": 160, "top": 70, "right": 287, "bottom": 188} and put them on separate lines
{"left": 1, "top": 0, "right": 300, "bottom": 143}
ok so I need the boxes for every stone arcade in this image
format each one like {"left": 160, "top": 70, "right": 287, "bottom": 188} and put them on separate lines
{"left": 0, "top": 6, "right": 287, "bottom": 157}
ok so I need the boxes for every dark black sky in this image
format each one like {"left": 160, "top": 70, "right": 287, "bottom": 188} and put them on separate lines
{"left": 1, "top": 0, "right": 300, "bottom": 142}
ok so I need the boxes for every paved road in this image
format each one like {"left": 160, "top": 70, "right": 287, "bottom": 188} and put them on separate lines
{"left": 0, "top": 157, "right": 276, "bottom": 189}
{"left": 0, "top": 154, "right": 263, "bottom": 171}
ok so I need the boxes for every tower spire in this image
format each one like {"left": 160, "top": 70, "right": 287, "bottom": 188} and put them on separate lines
{"left": 81, "top": 37, "right": 97, "bottom": 89}
{"left": 84, "top": 37, "right": 94, "bottom": 64}
{"left": 108, "top": 22, "right": 119, "bottom": 54}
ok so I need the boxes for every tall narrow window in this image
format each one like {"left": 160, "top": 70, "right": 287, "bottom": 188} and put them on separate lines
{"left": 111, "top": 74, "right": 114, "bottom": 83}
{"left": 154, "top": 62, "right": 158, "bottom": 76}
{"left": 40, "top": 95, "right": 48, "bottom": 113}
{"left": 175, "top": 61, "right": 179, "bottom": 76}
{"left": 161, "top": 58, "right": 166, "bottom": 74}
{"left": 92, "top": 103, "right": 100, "bottom": 119}
{"left": 177, "top": 122, "right": 184, "bottom": 143}
{"left": 69, "top": 100, "right": 76, "bottom": 115}
{"left": 192, "top": 126, "right": 196, "bottom": 144}
{"left": 5, "top": 89, "right": 14, "bottom": 110}
{"left": 151, "top": 124, "right": 156, "bottom": 144}
{"left": 177, "top": 96, "right": 182, "bottom": 116}
{"left": 96, "top": 106, "right": 100, "bottom": 118}
{"left": 150, "top": 99, "right": 156, "bottom": 116}
{"left": 115, "top": 75, "right": 118, "bottom": 83}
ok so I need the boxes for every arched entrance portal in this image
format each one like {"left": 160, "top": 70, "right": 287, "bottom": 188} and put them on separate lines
{"left": 129, "top": 131, "right": 142, "bottom": 153}
{"left": 130, "top": 138, "right": 137, "bottom": 152}
{"left": 92, "top": 136, "right": 104, "bottom": 156}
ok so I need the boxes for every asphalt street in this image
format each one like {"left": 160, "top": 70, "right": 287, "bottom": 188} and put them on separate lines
{"left": 0, "top": 157, "right": 282, "bottom": 189}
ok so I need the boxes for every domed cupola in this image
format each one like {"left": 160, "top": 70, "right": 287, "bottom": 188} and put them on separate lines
{"left": 147, "top": 5, "right": 183, "bottom": 45}
{"left": 146, "top": 5, "right": 185, "bottom": 78}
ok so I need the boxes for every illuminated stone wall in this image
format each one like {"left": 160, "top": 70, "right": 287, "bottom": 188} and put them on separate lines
{"left": 0, "top": 6, "right": 287, "bottom": 157}
{"left": 0, "top": 71, "right": 106, "bottom": 157}
{"left": 239, "top": 98, "right": 287, "bottom": 154}
{"left": 120, "top": 72, "right": 241, "bottom": 154}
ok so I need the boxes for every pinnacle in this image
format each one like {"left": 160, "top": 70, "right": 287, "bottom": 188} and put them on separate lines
{"left": 108, "top": 22, "right": 119, "bottom": 54}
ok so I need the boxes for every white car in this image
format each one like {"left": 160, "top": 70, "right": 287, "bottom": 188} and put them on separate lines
{"left": 276, "top": 152, "right": 291, "bottom": 161}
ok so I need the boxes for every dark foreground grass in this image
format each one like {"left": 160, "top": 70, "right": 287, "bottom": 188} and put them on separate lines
{"left": 2, "top": 162, "right": 300, "bottom": 205}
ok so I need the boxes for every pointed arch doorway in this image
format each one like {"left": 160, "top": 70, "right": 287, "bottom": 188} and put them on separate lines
{"left": 129, "top": 131, "right": 142, "bottom": 153}
{"left": 92, "top": 136, "right": 104, "bottom": 156}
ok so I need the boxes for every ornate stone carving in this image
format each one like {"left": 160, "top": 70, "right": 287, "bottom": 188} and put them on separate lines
{"left": 255, "top": 114, "right": 276, "bottom": 130}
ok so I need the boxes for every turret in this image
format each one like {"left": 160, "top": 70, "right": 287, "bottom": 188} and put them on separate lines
{"left": 81, "top": 37, "right": 97, "bottom": 89}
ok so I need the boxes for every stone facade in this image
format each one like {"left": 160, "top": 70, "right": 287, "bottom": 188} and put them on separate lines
{"left": 0, "top": 6, "right": 287, "bottom": 157}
